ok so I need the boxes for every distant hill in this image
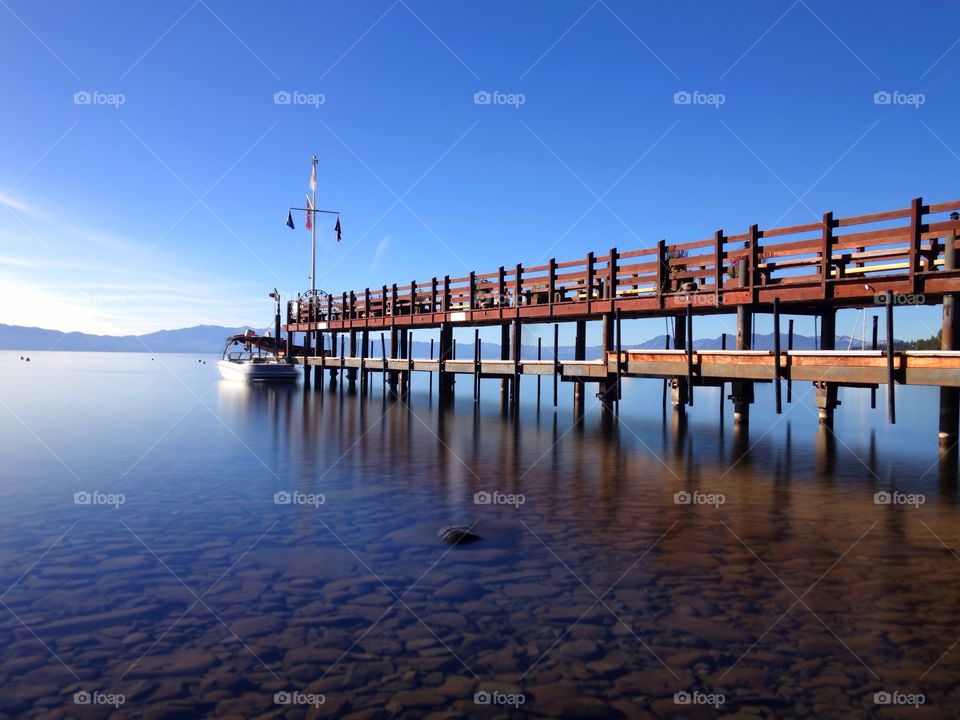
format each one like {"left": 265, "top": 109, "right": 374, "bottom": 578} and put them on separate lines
{"left": 0, "top": 323, "right": 871, "bottom": 356}
{"left": 0, "top": 324, "right": 256, "bottom": 354}
{"left": 384, "top": 332, "right": 863, "bottom": 361}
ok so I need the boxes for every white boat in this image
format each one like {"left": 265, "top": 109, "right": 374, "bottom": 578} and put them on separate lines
{"left": 217, "top": 332, "right": 299, "bottom": 382}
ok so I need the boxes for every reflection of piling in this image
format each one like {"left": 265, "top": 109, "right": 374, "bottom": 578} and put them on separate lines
{"left": 941, "top": 230, "right": 959, "bottom": 447}
{"left": 814, "top": 423, "right": 837, "bottom": 480}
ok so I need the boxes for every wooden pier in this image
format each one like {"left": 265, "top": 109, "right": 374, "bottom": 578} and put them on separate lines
{"left": 283, "top": 195, "right": 960, "bottom": 445}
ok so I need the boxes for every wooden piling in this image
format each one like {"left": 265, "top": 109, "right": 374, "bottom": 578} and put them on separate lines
{"left": 732, "top": 256, "right": 753, "bottom": 425}
{"left": 439, "top": 322, "right": 454, "bottom": 403}
{"left": 885, "top": 290, "right": 896, "bottom": 424}
{"left": 573, "top": 319, "right": 586, "bottom": 414}
{"left": 685, "top": 304, "right": 693, "bottom": 407}
{"left": 380, "top": 333, "right": 387, "bottom": 394}
{"left": 536, "top": 337, "right": 542, "bottom": 408}
{"left": 388, "top": 327, "right": 399, "bottom": 395}
{"left": 672, "top": 315, "right": 687, "bottom": 409}
{"left": 500, "top": 323, "right": 510, "bottom": 400}
{"left": 940, "top": 230, "right": 959, "bottom": 446}
{"left": 329, "top": 332, "right": 338, "bottom": 385}
{"left": 773, "top": 298, "right": 782, "bottom": 414}
{"left": 816, "top": 308, "right": 838, "bottom": 425}
{"left": 347, "top": 329, "right": 358, "bottom": 387}
{"left": 553, "top": 323, "right": 559, "bottom": 408}
{"left": 871, "top": 316, "right": 878, "bottom": 409}
{"left": 511, "top": 319, "right": 521, "bottom": 410}
{"left": 360, "top": 330, "right": 369, "bottom": 395}
{"left": 474, "top": 329, "right": 481, "bottom": 402}
{"left": 302, "top": 330, "right": 311, "bottom": 389}
{"left": 787, "top": 320, "right": 793, "bottom": 404}
{"left": 601, "top": 312, "right": 618, "bottom": 406}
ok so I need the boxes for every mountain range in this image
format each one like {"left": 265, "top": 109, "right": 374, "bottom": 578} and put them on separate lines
{"left": 0, "top": 323, "right": 868, "bottom": 356}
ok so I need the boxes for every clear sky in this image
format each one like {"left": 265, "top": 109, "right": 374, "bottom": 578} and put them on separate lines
{"left": 1, "top": 0, "right": 959, "bottom": 342}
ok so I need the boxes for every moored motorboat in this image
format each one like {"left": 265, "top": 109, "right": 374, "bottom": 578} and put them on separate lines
{"left": 217, "top": 331, "right": 299, "bottom": 382}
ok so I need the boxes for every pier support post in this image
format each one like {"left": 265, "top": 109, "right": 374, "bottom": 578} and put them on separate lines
{"left": 511, "top": 319, "right": 521, "bottom": 410}
{"left": 303, "top": 331, "right": 312, "bottom": 389}
{"left": 315, "top": 332, "right": 324, "bottom": 387}
{"left": 388, "top": 327, "right": 399, "bottom": 396}
{"left": 671, "top": 315, "right": 687, "bottom": 410}
{"left": 573, "top": 319, "right": 587, "bottom": 415}
{"left": 329, "top": 332, "right": 338, "bottom": 386}
{"left": 347, "top": 329, "right": 358, "bottom": 388}
{"left": 399, "top": 328, "right": 409, "bottom": 398}
{"left": 731, "top": 295, "right": 753, "bottom": 424}
{"left": 816, "top": 308, "right": 839, "bottom": 426}
{"left": 500, "top": 323, "right": 510, "bottom": 402}
{"left": 600, "top": 312, "right": 618, "bottom": 406}
{"left": 360, "top": 330, "right": 369, "bottom": 395}
{"left": 438, "top": 323, "right": 454, "bottom": 403}
{"left": 941, "top": 230, "right": 959, "bottom": 448}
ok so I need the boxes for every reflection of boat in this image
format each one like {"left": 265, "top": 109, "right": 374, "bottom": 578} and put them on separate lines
{"left": 217, "top": 331, "right": 299, "bottom": 382}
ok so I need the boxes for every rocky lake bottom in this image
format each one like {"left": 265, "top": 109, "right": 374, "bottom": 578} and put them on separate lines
{"left": 1, "top": 352, "right": 958, "bottom": 718}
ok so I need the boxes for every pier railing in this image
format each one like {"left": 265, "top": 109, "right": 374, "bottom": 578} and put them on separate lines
{"left": 287, "top": 196, "right": 960, "bottom": 329}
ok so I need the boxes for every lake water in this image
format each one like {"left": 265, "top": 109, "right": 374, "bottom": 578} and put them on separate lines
{"left": 0, "top": 350, "right": 958, "bottom": 718}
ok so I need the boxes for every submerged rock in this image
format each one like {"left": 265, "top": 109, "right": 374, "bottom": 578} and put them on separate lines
{"left": 438, "top": 525, "right": 481, "bottom": 545}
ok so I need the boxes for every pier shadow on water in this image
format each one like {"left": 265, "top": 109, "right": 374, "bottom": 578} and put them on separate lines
{"left": 0, "top": 351, "right": 958, "bottom": 718}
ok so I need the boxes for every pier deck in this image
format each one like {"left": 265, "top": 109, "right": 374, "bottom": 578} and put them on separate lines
{"left": 292, "top": 350, "right": 960, "bottom": 388}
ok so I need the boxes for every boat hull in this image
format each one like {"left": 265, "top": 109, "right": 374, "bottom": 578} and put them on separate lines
{"left": 217, "top": 360, "right": 300, "bottom": 382}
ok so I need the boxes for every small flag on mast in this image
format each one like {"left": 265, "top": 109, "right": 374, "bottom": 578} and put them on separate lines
{"left": 285, "top": 210, "right": 295, "bottom": 229}
{"left": 305, "top": 193, "right": 313, "bottom": 232}
{"left": 334, "top": 217, "right": 342, "bottom": 242}
{"left": 310, "top": 163, "right": 317, "bottom": 192}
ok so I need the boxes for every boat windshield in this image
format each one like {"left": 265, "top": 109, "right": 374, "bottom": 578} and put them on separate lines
{"left": 221, "top": 338, "right": 278, "bottom": 362}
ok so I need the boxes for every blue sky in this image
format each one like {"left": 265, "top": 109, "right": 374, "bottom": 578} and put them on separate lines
{"left": 1, "top": 1, "right": 959, "bottom": 342}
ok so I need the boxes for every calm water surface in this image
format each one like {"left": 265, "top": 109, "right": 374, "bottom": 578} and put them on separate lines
{"left": 1, "top": 351, "right": 958, "bottom": 719}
